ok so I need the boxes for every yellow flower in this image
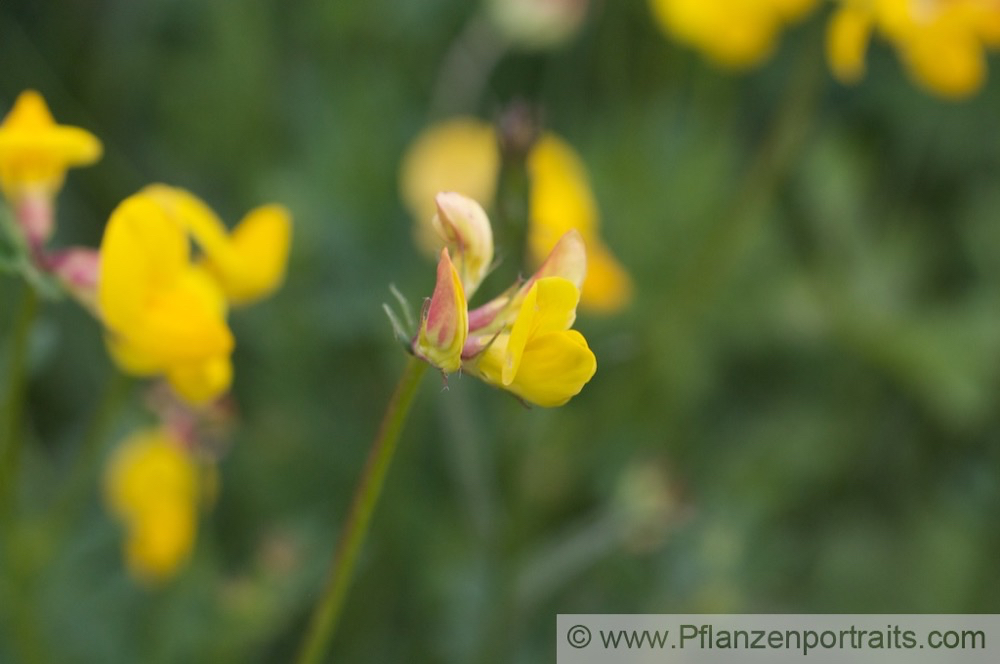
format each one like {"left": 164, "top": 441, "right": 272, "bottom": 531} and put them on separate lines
{"left": 0, "top": 90, "right": 102, "bottom": 201}
{"left": 413, "top": 249, "right": 469, "bottom": 373}
{"left": 98, "top": 189, "right": 234, "bottom": 404}
{"left": 467, "top": 276, "right": 597, "bottom": 407}
{"left": 405, "top": 198, "right": 597, "bottom": 406}
{"left": 827, "top": 0, "right": 1000, "bottom": 98}
{"left": 104, "top": 428, "right": 200, "bottom": 583}
{"left": 98, "top": 185, "right": 291, "bottom": 403}
{"left": 399, "top": 118, "right": 631, "bottom": 314}
{"left": 144, "top": 184, "right": 293, "bottom": 306}
{"left": 649, "top": 0, "right": 818, "bottom": 69}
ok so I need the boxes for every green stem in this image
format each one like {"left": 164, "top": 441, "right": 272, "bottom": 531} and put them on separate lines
{"left": 295, "top": 355, "right": 428, "bottom": 664}
{"left": 0, "top": 286, "right": 39, "bottom": 516}
{"left": 668, "top": 48, "right": 822, "bottom": 320}
{"left": 50, "top": 371, "right": 131, "bottom": 531}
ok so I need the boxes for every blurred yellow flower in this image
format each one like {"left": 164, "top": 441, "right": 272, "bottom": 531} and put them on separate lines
{"left": 827, "top": 0, "right": 1000, "bottom": 98}
{"left": 0, "top": 90, "right": 102, "bottom": 246}
{"left": 468, "top": 276, "right": 597, "bottom": 407}
{"left": 104, "top": 428, "right": 200, "bottom": 583}
{"left": 399, "top": 118, "right": 631, "bottom": 313}
{"left": 526, "top": 134, "right": 632, "bottom": 313}
{"left": 0, "top": 90, "right": 102, "bottom": 201}
{"left": 98, "top": 189, "right": 235, "bottom": 404}
{"left": 649, "top": 0, "right": 818, "bottom": 69}
{"left": 98, "top": 185, "right": 291, "bottom": 404}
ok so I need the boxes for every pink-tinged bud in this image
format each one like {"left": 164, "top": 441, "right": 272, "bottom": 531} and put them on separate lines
{"left": 14, "top": 189, "right": 54, "bottom": 251}
{"left": 47, "top": 247, "right": 100, "bottom": 312}
{"left": 526, "top": 229, "right": 586, "bottom": 291}
{"left": 413, "top": 249, "right": 469, "bottom": 373}
{"left": 432, "top": 192, "right": 494, "bottom": 296}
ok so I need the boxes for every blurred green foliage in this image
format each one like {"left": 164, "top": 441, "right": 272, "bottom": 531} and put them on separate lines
{"left": 2, "top": 1, "right": 1000, "bottom": 662}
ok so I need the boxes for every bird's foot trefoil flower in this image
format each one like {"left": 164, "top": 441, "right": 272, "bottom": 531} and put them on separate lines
{"left": 97, "top": 185, "right": 292, "bottom": 405}
{"left": 407, "top": 192, "right": 596, "bottom": 407}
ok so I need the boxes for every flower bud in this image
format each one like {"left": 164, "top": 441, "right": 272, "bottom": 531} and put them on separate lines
{"left": 432, "top": 192, "right": 494, "bottom": 296}
{"left": 487, "top": 0, "right": 589, "bottom": 51}
{"left": 413, "top": 249, "right": 469, "bottom": 373}
{"left": 47, "top": 247, "right": 100, "bottom": 312}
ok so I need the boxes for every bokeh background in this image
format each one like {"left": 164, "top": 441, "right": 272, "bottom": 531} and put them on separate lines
{"left": 3, "top": 0, "right": 1000, "bottom": 662}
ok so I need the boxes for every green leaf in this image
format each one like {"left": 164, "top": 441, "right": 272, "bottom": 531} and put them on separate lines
{"left": 0, "top": 206, "right": 22, "bottom": 273}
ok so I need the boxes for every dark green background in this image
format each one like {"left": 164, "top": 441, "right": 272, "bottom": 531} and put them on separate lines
{"left": 2, "top": 1, "right": 1000, "bottom": 662}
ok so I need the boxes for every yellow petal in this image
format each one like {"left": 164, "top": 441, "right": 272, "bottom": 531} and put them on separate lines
{"left": 207, "top": 204, "right": 292, "bottom": 305}
{"left": 899, "top": 27, "right": 985, "bottom": 99}
{"left": 580, "top": 238, "right": 633, "bottom": 313}
{"left": 649, "top": 0, "right": 779, "bottom": 69}
{"left": 99, "top": 191, "right": 233, "bottom": 369}
{"left": 399, "top": 118, "right": 500, "bottom": 255}
{"left": 772, "top": 0, "right": 818, "bottom": 22}
{"left": 503, "top": 277, "right": 580, "bottom": 385}
{"left": 104, "top": 334, "right": 166, "bottom": 375}
{"left": 827, "top": 5, "right": 874, "bottom": 84}
{"left": 124, "top": 500, "right": 197, "bottom": 583}
{"left": 145, "top": 185, "right": 292, "bottom": 306}
{"left": 0, "top": 90, "right": 102, "bottom": 198}
{"left": 507, "top": 330, "right": 596, "bottom": 407}
{"left": 476, "top": 329, "right": 596, "bottom": 407}
{"left": 122, "top": 267, "right": 233, "bottom": 365}
{"left": 145, "top": 184, "right": 230, "bottom": 249}
{"left": 527, "top": 133, "right": 599, "bottom": 249}
{"left": 98, "top": 192, "right": 191, "bottom": 331}
{"left": 166, "top": 355, "right": 233, "bottom": 405}
{"left": 104, "top": 429, "right": 199, "bottom": 522}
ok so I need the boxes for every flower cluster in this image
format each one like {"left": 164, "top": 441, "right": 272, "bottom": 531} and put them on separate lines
{"left": 399, "top": 117, "right": 632, "bottom": 314}
{"left": 0, "top": 90, "right": 291, "bottom": 583}
{"left": 827, "top": 0, "right": 1000, "bottom": 98}
{"left": 410, "top": 192, "right": 597, "bottom": 407}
